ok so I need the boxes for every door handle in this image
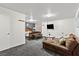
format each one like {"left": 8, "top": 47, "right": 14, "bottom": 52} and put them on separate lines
{"left": 8, "top": 33, "right": 10, "bottom": 35}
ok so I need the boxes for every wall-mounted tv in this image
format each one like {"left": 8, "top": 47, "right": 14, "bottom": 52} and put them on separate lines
{"left": 47, "top": 24, "right": 54, "bottom": 29}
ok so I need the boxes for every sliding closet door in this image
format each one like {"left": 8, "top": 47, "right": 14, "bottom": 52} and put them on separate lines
{"left": 0, "top": 14, "right": 10, "bottom": 51}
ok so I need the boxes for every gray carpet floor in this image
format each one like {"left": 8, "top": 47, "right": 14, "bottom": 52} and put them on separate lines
{"left": 0, "top": 38, "right": 61, "bottom": 56}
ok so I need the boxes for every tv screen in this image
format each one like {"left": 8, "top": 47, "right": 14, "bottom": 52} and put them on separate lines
{"left": 47, "top": 24, "right": 54, "bottom": 29}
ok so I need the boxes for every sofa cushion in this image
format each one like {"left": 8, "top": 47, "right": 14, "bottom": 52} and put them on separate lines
{"left": 66, "top": 38, "right": 78, "bottom": 51}
{"left": 59, "top": 38, "right": 66, "bottom": 46}
{"left": 44, "top": 39, "right": 59, "bottom": 44}
{"left": 43, "top": 42, "right": 72, "bottom": 55}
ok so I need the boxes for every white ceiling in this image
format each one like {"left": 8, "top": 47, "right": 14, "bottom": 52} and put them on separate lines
{"left": 0, "top": 3, "right": 78, "bottom": 21}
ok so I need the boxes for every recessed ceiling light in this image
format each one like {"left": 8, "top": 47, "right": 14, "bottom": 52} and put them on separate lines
{"left": 26, "top": 16, "right": 37, "bottom": 22}
{"left": 29, "top": 16, "right": 36, "bottom": 22}
{"left": 43, "top": 13, "right": 56, "bottom": 17}
{"left": 43, "top": 9, "right": 56, "bottom": 18}
{"left": 29, "top": 18, "right": 36, "bottom": 22}
{"left": 25, "top": 12, "right": 37, "bottom": 22}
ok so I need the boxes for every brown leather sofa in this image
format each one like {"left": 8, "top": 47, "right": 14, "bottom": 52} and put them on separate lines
{"left": 43, "top": 34, "right": 79, "bottom": 56}
{"left": 29, "top": 32, "right": 42, "bottom": 39}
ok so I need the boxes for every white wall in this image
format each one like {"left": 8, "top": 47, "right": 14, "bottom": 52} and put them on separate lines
{"left": 74, "top": 18, "right": 79, "bottom": 37}
{"left": 9, "top": 11, "right": 25, "bottom": 47}
{"left": 42, "top": 18, "right": 75, "bottom": 38}
{"left": 0, "top": 7, "right": 25, "bottom": 51}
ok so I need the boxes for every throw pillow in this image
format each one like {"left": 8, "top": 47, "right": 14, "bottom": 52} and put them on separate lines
{"left": 66, "top": 38, "right": 78, "bottom": 51}
{"left": 59, "top": 38, "right": 66, "bottom": 46}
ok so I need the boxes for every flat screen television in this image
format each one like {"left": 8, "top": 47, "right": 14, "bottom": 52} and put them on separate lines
{"left": 47, "top": 24, "right": 54, "bottom": 29}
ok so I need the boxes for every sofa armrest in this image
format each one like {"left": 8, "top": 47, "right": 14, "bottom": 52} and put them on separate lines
{"left": 50, "top": 43, "right": 71, "bottom": 51}
{"left": 73, "top": 44, "right": 79, "bottom": 56}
